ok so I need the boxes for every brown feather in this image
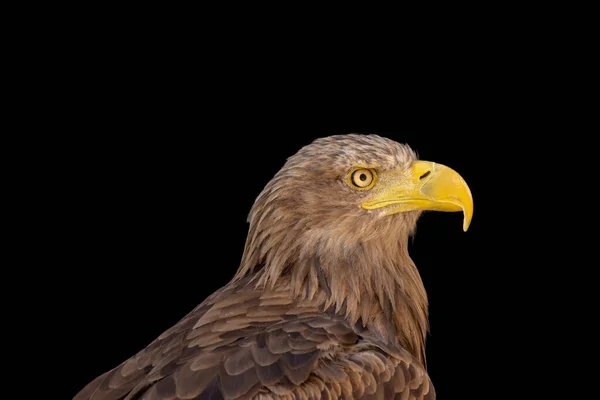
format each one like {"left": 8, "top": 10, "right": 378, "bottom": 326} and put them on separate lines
{"left": 223, "top": 347, "right": 255, "bottom": 375}
{"left": 153, "top": 376, "right": 176, "bottom": 399}
{"left": 218, "top": 365, "right": 259, "bottom": 399}
{"left": 255, "top": 361, "right": 284, "bottom": 386}
{"left": 250, "top": 344, "right": 280, "bottom": 367}
{"left": 175, "top": 364, "right": 217, "bottom": 398}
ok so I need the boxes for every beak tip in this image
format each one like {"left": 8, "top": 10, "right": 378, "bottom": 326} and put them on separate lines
{"left": 462, "top": 213, "right": 473, "bottom": 232}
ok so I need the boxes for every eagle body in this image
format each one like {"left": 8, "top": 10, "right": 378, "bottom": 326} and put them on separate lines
{"left": 75, "top": 134, "right": 473, "bottom": 399}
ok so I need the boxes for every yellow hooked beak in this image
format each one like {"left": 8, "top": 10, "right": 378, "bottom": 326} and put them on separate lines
{"left": 362, "top": 161, "right": 474, "bottom": 231}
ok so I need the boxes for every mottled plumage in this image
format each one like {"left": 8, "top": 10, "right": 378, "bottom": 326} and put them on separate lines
{"left": 75, "top": 134, "right": 471, "bottom": 399}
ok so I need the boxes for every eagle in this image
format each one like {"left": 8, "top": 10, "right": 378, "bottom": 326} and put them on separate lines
{"left": 74, "top": 134, "right": 473, "bottom": 400}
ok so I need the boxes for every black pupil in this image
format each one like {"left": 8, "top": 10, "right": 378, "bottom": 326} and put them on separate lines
{"left": 359, "top": 173, "right": 367, "bottom": 181}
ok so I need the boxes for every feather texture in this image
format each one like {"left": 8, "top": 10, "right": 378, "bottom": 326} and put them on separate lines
{"left": 74, "top": 278, "right": 434, "bottom": 399}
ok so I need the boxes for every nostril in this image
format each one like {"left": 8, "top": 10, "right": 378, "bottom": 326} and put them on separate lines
{"left": 419, "top": 171, "right": 431, "bottom": 180}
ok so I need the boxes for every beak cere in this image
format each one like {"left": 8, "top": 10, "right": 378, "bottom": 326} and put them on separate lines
{"left": 362, "top": 161, "right": 474, "bottom": 231}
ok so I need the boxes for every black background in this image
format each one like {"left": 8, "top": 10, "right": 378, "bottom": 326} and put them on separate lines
{"left": 16, "top": 7, "right": 589, "bottom": 397}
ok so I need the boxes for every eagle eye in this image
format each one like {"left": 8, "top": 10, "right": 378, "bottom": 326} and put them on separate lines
{"left": 348, "top": 168, "right": 376, "bottom": 190}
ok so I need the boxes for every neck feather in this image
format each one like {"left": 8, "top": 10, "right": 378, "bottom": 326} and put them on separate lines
{"left": 233, "top": 213, "right": 429, "bottom": 364}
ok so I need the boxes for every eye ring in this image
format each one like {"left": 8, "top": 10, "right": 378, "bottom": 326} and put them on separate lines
{"left": 348, "top": 168, "right": 376, "bottom": 190}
